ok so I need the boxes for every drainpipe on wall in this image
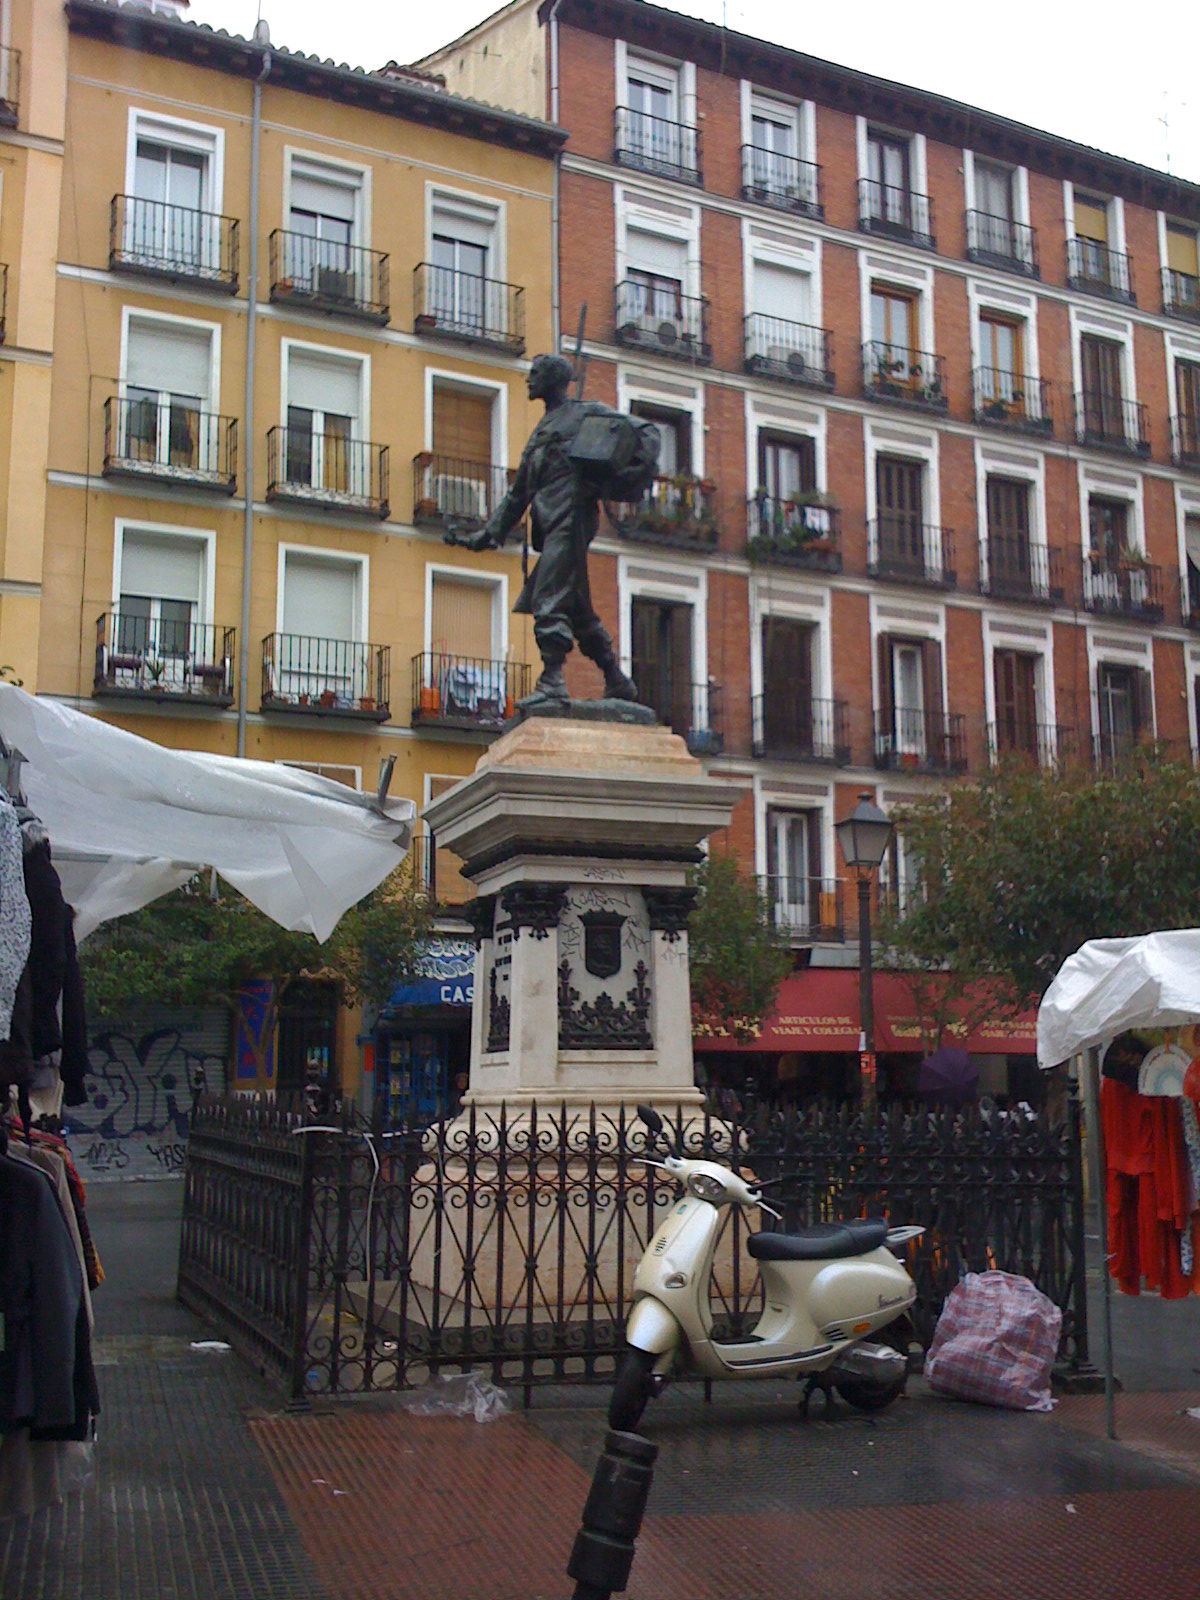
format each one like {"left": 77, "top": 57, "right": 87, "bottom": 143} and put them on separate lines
{"left": 547, "top": 0, "right": 563, "bottom": 353}
{"left": 236, "top": 25, "right": 272, "bottom": 757}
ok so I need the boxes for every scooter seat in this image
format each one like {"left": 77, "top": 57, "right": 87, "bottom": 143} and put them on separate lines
{"left": 747, "top": 1218, "right": 889, "bottom": 1262}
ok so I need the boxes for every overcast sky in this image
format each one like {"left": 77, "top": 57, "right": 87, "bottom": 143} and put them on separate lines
{"left": 185, "top": 0, "right": 1200, "bottom": 183}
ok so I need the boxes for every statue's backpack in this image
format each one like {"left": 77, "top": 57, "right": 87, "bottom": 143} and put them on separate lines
{"left": 568, "top": 411, "right": 661, "bottom": 501}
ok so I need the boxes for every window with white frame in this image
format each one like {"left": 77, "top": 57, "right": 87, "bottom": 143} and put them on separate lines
{"left": 966, "top": 159, "right": 1035, "bottom": 274}
{"left": 618, "top": 53, "right": 696, "bottom": 180}
{"left": 1068, "top": 190, "right": 1131, "bottom": 301}
{"left": 422, "top": 571, "right": 508, "bottom": 726}
{"left": 422, "top": 378, "right": 500, "bottom": 524}
{"left": 426, "top": 191, "right": 501, "bottom": 337}
{"left": 875, "top": 631, "right": 950, "bottom": 768}
{"left": 125, "top": 113, "right": 222, "bottom": 276}
{"left": 283, "top": 156, "right": 364, "bottom": 296}
{"left": 275, "top": 550, "right": 367, "bottom": 705}
{"left": 1094, "top": 657, "right": 1151, "bottom": 763}
{"left": 743, "top": 93, "right": 816, "bottom": 213}
{"left": 121, "top": 316, "right": 216, "bottom": 475}
{"left": 764, "top": 804, "right": 824, "bottom": 934}
{"left": 114, "top": 526, "right": 209, "bottom": 684}
{"left": 621, "top": 225, "right": 688, "bottom": 338}
{"left": 283, "top": 347, "right": 366, "bottom": 495}
{"left": 1165, "top": 219, "right": 1200, "bottom": 316}
{"left": 1185, "top": 510, "right": 1200, "bottom": 622}
{"left": 748, "top": 259, "right": 817, "bottom": 372}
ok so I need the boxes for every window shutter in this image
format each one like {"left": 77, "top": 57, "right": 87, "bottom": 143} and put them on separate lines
{"left": 876, "top": 632, "right": 894, "bottom": 731}
{"left": 921, "top": 639, "right": 943, "bottom": 756}
{"left": 291, "top": 171, "right": 356, "bottom": 223}
{"left": 120, "top": 532, "right": 204, "bottom": 604}
{"left": 430, "top": 577, "right": 495, "bottom": 660}
{"left": 432, "top": 387, "right": 494, "bottom": 464}
{"left": 669, "top": 603, "right": 694, "bottom": 736}
{"left": 1134, "top": 669, "right": 1153, "bottom": 736}
{"left": 288, "top": 352, "right": 361, "bottom": 419}
{"left": 126, "top": 321, "right": 211, "bottom": 401}
{"left": 282, "top": 555, "right": 358, "bottom": 640}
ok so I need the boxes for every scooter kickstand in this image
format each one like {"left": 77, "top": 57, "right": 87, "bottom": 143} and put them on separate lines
{"left": 799, "top": 1371, "right": 839, "bottom": 1420}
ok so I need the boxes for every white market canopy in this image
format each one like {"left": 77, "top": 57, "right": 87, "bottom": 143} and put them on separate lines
{"left": 1037, "top": 929, "right": 1200, "bottom": 1068}
{"left": 0, "top": 684, "right": 415, "bottom": 942}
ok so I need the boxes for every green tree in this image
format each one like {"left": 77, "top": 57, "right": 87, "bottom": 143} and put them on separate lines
{"left": 687, "top": 853, "right": 792, "bottom": 1040}
{"left": 881, "top": 749, "right": 1200, "bottom": 1039}
{"left": 80, "top": 862, "right": 432, "bottom": 1075}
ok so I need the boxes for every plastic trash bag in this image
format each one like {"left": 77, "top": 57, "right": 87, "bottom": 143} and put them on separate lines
{"left": 924, "top": 1270, "right": 1061, "bottom": 1412}
{"left": 406, "top": 1370, "right": 511, "bottom": 1423}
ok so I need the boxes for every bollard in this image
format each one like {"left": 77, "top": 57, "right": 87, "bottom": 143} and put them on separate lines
{"left": 567, "top": 1428, "right": 658, "bottom": 1600}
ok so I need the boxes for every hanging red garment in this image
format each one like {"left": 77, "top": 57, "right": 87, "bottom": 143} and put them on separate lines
{"left": 1100, "top": 1078, "right": 1193, "bottom": 1298}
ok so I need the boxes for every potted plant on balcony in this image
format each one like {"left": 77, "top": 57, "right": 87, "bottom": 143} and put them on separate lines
{"left": 144, "top": 657, "right": 166, "bottom": 692}
{"left": 359, "top": 695, "right": 376, "bottom": 712}
{"left": 319, "top": 688, "right": 338, "bottom": 709}
{"left": 1118, "top": 543, "right": 1150, "bottom": 571}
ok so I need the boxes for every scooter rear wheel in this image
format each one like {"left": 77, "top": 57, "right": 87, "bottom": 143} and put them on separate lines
{"left": 608, "top": 1347, "right": 658, "bottom": 1431}
{"left": 833, "top": 1370, "right": 907, "bottom": 1412}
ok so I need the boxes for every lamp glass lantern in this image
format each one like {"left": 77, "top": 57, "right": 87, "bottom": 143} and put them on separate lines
{"left": 835, "top": 793, "right": 894, "bottom": 874}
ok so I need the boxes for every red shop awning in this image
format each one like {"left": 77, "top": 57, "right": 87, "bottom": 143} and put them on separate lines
{"left": 694, "top": 970, "right": 1038, "bottom": 1055}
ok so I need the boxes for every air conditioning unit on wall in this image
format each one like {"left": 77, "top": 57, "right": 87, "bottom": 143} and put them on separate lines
{"left": 432, "top": 474, "right": 489, "bottom": 519}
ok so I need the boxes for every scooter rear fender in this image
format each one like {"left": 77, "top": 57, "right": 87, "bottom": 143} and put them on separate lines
{"left": 624, "top": 1295, "right": 682, "bottom": 1358}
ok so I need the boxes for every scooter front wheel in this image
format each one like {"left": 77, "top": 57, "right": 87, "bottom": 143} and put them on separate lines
{"left": 608, "top": 1347, "right": 658, "bottom": 1431}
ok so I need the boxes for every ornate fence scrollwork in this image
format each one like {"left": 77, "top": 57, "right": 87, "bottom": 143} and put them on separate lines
{"left": 177, "top": 1090, "right": 1088, "bottom": 1401}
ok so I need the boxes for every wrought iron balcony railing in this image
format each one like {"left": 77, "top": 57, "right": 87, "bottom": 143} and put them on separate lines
{"left": 874, "top": 709, "right": 967, "bottom": 775}
{"left": 410, "top": 651, "right": 529, "bottom": 732}
{"left": 972, "top": 367, "right": 1052, "bottom": 435}
{"left": 1081, "top": 554, "right": 1164, "bottom": 623}
{"left": 1067, "top": 237, "right": 1135, "bottom": 304}
{"left": 987, "top": 720, "right": 1075, "bottom": 768}
{"left": 404, "top": 834, "right": 474, "bottom": 910}
{"left": 743, "top": 314, "right": 834, "bottom": 389}
{"left": 614, "top": 280, "right": 711, "bottom": 364}
{"left": 1171, "top": 414, "right": 1200, "bottom": 469}
{"left": 1163, "top": 267, "right": 1200, "bottom": 322}
{"left": 868, "top": 518, "right": 957, "bottom": 588}
{"left": 614, "top": 105, "right": 701, "bottom": 185}
{"left": 740, "top": 146, "right": 822, "bottom": 218}
{"left": 964, "top": 210, "right": 1039, "bottom": 277}
{"left": 266, "top": 426, "right": 389, "bottom": 517}
{"left": 109, "top": 195, "right": 239, "bottom": 291}
{"left": 411, "top": 453, "right": 514, "bottom": 532}
{"left": 684, "top": 681, "right": 724, "bottom": 757}
{"left": 759, "top": 875, "right": 845, "bottom": 942}
{"left": 0, "top": 46, "right": 20, "bottom": 127}
{"left": 862, "top": 341, "right": 947, "bottom": 411}
{"left": 1092, "top": 725, "right": 1151, "bottom": 769}
{"left": 1184, "top": 565, "right": 1200, "bottom": 629}
{"left": 94, "top": 612, "right": 235, "bottom": 706}
{"left": 103, "top": 397, "right": 237, "bottom": 492}
{"left": 857, "top": 179, "right": 935, "bottom": 249}
{"left": 261, "top": 634, "right": 390, "bottom": 719}
{"left": 269, "top": 230, "right": 389, "bottom": 322}
{"left": 979, "top": 535, "right": 1065, "bottom": 605}
{"left": 746, "top": 495, "right": 841, "bottom": 572}
{"left": 1073, "top": 391, "right": 1150, "bottom": 457}
{"left": 634, "top": 679, "right": 724, "bottom": 755}
{"left": 609, "top": 474, "right": 719, "bottom": 552}
{"left": 752, "top": 695, "right": 850, "bottom": 765}
{"left": 413, "top": 262, "right": 525, "bottom": 353}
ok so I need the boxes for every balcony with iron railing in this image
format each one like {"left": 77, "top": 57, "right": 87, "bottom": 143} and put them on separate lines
{"left": 261, "top": 634, "right": 390, "bottom": 720}
{"left": 614, "top": 280, "right": 711, "bottom": 364}
{"left": 269, "top": 231, "right": 388, "bottom": 323}
{"left": 874, "top": 708, "right": 967, "bottom": 775}
{"left": 404, "top": 833, "right": 474, "bottom": 910}
{"left": 978, "top": 534, "right": 1065, "bottom": 606}
{"left": 857, "top": 179, "right": 935, "bottom": 249}
{"left": 987, "top": 720, "right": 1076, "bottom": 768}
{"left": 862, "top": 341, "right": 947, "bottom": 412}
{"left": 410, "top": 651, "right": 528, "bottom": 733}
{"left": 412, "top": 262, "right": 525, "bottom": 353}
{"left": 609, "top": 474, "right": 719, "bottom": 552}
{"left": 411, "top": 453, "right": 514, "bottom": 533}
{"left": 868, "top": 518, "right": 956, "bottom": 588}
{"left": 1163, "top": 267, "right": 1200, "bottom": 322}
{"left": 109, "top": 195, "right": 239, "bottom": 292}
{"left": 94, "top": 612, "right": 235, "bottom": 706}
{"left": 1067, "top": 237, "right": 1135, "bottom": 304}
{"left": 1073, "top": 391, "right": 1150, "bottom": 457}
{"left": 0, "top": 45, "right": 19, "bottom": 127}
{"left": 266, "top": 426, "right": 389, "bottom": 517}
{"left": 1092, "top": 725, "right": 1152, "bottom": 770}
{"left": 972, "top": 367, "right": 1052, "bottom": 435}
{"left": 682, "top": 681, "right": 724, "bottom": 757}
{"left": 740, "top": 145, "right": 822, "bottom": 218}
{"left": 746, "top": 494, "right": 841, "bottom": 573}
{"left": 614, "top": 105, "right": 701, "bottom": 185}
{"left": 1184, "top": 564, "right": 1200, "bottom": 630}
{"left": 1171, "top": 414, "right": 1200, "bottom": 469}
{"left": 743, "top": 313, "right": 834, "bottom": 389}
{"left": 1081, "top": 553, "right": 1164, "bottom": 623}
{"left": 632, "top": 679, "right": 724, "bottom": 757}
{"left": 964, "top": 210, "right": 1039, "bottom": 277}
{"left": 760, "top": 875, "right": 845, "bottom": 943}
{"left": 752, "top": 695, "right": 850, "bottom": 764}
{"left": 103, "top": 397, "right": 237, "bottom": 493}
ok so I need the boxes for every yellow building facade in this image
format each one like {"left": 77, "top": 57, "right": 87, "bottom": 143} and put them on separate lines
{"left": 6, "top": 0, "right": 564, "bottom": 1103}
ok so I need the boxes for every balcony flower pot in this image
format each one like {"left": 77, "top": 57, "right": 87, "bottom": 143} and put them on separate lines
{"left": 419, "top": 685, "right": 441, "bottom": 715}
{"left": 414, "top": 497, "right": 440, "bottom": 521}
{"left": 415, "top": 313, "right": 438, "bottom": 332}
{"left": 319, "top": 690, "right": 337, "bottom": 709}
{"left": 359, "top": 696, "right": 376, "bottom": 712}
{"left": 109, "top": 653, "right": 143, "bottom": 672}
{"left": 297, "top": 693, "right": 311, "bottom": 707}
{"left": 900, "top": 752, "right": 921, "bottom": 770}
{"left": 504, "top": 696, "right": 515, "bottom": 718}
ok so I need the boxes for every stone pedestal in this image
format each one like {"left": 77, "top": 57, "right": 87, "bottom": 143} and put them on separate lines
{"left": 422, "top": 709, "right": 740, "bottom": 1128}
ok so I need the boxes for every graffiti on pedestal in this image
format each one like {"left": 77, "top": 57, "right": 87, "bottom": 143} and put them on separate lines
{"left": 64, "top": 1010, "right": 228, "bottom": 1182}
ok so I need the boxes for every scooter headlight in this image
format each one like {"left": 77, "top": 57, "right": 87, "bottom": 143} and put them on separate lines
{"left": 689, "top": 1172, "right": 726, "bottom": 1202}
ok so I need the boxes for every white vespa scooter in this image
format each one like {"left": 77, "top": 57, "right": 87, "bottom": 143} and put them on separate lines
{"left": 609, "top": 1106, "right": 924, "bottom": 1431}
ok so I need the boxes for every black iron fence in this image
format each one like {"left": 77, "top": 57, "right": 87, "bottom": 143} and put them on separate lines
{"left": 269, "top": 229, "right": 389, "bottom": 323}
{"left": 178, "top": 1093, "right": 1089, "bottom": 1403}
{"left": 109, "top": 194, "right": 240, "bottom": 291}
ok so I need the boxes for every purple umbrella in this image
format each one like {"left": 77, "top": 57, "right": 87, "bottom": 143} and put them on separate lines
{"left": 918, "top": 1047, "right": 979, "bottom": 1106}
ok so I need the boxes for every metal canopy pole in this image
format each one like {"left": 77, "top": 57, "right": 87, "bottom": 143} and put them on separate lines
{"left": 1081, "top": 1044, "right": 1117, "bottom": 1439}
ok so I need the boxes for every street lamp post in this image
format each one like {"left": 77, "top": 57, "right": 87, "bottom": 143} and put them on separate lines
{"left": 835, "top": 792, "right": 894, "bottom": 1110}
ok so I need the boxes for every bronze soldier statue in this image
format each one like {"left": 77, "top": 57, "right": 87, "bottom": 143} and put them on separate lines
{"left": 449, "top": 353, "right": 659, "bottom": 709}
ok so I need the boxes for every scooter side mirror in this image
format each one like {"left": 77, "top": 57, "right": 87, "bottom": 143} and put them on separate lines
{"left": 636, "top": 1104, "right": 664, "bottom": 1139}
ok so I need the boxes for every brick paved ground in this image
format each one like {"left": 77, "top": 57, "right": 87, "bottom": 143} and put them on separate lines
{"left": 3, "top": 1179, "right": 1200, "bottom": 1600}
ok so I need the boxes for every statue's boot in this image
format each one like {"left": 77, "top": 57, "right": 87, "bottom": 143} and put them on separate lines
{"left": 583, "top": 636, "right": 640, "bottom": 703}
{"left": 518, "top": 661, "right": 569, "bottom": 709}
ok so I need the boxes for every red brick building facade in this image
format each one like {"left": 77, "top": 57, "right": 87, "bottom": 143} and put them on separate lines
{"left": 422, "top": 0, "right": 1200, "bottom": 972}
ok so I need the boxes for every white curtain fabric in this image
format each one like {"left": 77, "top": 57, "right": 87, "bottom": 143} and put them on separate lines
{"left": 1037, "top": 929, "right": 1200, "bottom": 1067}
{"left": 0, "top": 686, "right": 413, "bottom": 942}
